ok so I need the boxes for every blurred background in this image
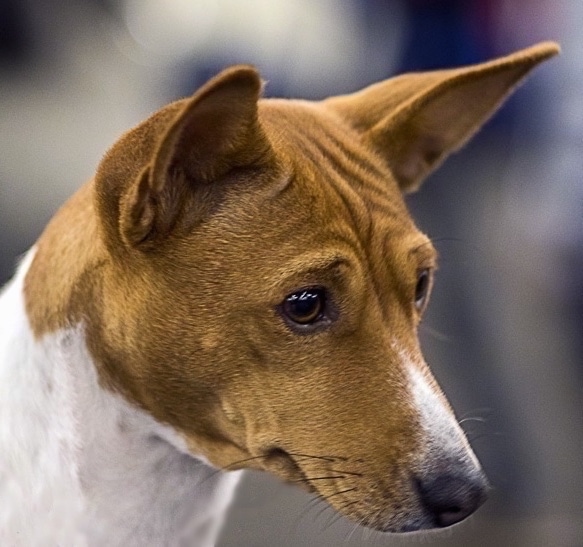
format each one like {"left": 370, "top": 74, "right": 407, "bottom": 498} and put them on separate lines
{"left": 0, "top": 1, "right": 581, "bottom": 545}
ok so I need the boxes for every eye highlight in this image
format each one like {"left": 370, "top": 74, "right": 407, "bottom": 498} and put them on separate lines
{"left": 414, "top": 269, "right": 432, "bottom": 312}
{"left": 281, "top": 288, "right": 326, "bottom": 326}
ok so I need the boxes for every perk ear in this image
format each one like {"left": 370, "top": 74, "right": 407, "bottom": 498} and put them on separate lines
{"left": 323, "top": 42, "right": 559, "bottom": 192}
{"left": 121, "top": 65, "right": 272, "bottom": 247}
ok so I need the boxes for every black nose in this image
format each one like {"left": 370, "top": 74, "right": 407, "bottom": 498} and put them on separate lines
{"left": 416, "top": 472, "right": 489, "bottom": 528}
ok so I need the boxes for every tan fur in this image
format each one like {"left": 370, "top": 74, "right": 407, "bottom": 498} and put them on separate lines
{"left": 23, "top": 42, "right": 558, "bottom": 532}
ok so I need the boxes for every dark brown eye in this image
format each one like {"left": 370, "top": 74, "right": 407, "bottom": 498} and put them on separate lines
{"left": 415, "top": 269, "right": 431, "bottom": 311}
{"left": 282, "top": 288, "right": 326, "bottom": 325}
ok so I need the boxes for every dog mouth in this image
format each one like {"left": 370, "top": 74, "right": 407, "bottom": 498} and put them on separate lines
{"left": 261, "top": 447, "right": 333, "bottom": 493}
{"left": 258, "top": 446, "right": 488, "bottom": 534}
{"left": 261, "top": 446, "right": 367, "bottom": 508}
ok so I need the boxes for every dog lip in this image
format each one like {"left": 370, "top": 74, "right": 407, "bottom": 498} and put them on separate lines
{"left": 261, "top": 446, "right": 314, "bottom": 488}
{"left": 263, "top": 446, "right": 291, "bottom": 461}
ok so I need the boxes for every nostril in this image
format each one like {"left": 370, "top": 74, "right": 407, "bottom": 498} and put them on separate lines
{"left": 416, "top": 473, "right": 488, "bottom": 528}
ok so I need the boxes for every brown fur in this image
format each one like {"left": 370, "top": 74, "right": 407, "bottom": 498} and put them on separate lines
{"left": 23, "top": 43, "right": 558, "bottom": 531}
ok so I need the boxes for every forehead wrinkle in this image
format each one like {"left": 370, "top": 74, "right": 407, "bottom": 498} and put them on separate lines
{"left": 261, "top": 102, "right": 416, "bottom": 318}
{"left": 303, "top": 131, "right": 395, "bottom": 251}
{"left": 263, "top": 109, "right": 372, "bottom": 260}
{"left": 307, "top": 128, "right": 419, "bottom": 308}
{"left": 316, "top": 116, "right": 404, "bottom": 206}
{"left": 307, "top": 117, "right": 411, "bottom": 257}
{"left": 261, "top": 99, "right": 406, "bottom": 224}
{"left": 307, "top": 143, "right": 418, "bottom": 327}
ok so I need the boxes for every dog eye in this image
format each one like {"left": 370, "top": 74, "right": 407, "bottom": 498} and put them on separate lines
{"left": 414, "top": 269, "right": 431, "bottom": 311}
{"left": 282, "top": 288, "right": 326, "bottom": 325}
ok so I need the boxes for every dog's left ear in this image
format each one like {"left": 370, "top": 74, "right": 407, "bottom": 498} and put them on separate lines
{"left": 324, "top": 41, "right": 559, "bottom": 192}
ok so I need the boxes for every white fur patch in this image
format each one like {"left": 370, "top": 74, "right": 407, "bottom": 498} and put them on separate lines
{"left": 395, "top": 342, "right": 481, "bottom": 470}
{"left": 0, "top": 249, "right": 242, "bottom": 546}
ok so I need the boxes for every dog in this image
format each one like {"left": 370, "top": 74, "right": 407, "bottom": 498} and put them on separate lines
{"left": 0, "top": 41, "right": 558, "bottom": 546}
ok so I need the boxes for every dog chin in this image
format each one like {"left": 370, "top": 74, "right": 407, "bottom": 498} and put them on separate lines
{"left": 356, "top": 509, "right": 463, "bottom": 536}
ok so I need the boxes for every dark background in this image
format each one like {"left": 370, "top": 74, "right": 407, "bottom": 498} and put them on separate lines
{"left": 1, "top": 1, "right": 581, "bottom": 545}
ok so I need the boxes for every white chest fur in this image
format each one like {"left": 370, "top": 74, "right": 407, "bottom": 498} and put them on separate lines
{"left": 0, "top": 251, "right": 241, "bottom": 546}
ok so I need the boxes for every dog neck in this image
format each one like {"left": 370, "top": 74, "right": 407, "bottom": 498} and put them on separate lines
{"left": 0, "top": 249, "right": 241, "bottom": 546}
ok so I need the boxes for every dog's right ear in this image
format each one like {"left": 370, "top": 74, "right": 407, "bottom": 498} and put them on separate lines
{"left": 115, "top": 66, "right": 272, "bottom": 248}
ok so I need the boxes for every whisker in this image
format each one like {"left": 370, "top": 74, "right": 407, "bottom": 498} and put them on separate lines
{"left": 344, "top": 518, "right": 362, "bottom": 543}
{"left": 337, "top": 499, "right": 360, "bottom": 511}
{"left": 419, "top": 324, "right": 451, "bottom": 342}
{"left": 429, "top": 236, "right": 483, "bottom": 263}
{"left": 196, "top": 453, "right": 269, "bottom": 487}
{"left": 468, "top": 431, "right": 505, "bottom": 443}
{"left": 287, "top": 452, "right": 348, "bottom": 462}
{"left": 321, "top": 500, "right": 359, "bottom": 531}
{"left": 362, "top": 511, "right": 380, "bottom": 541}
{"left": 314, "top": 497, "right": 337, "bottom": 523}
{"left": 222, "top": 450, "right": 349, "bottom": 471}
{"left": 321, "top": 507, "right": 343, "bottom": 531}
{"left": 458, "top": 407, "right": 493, "bottom": 420}
{"left": 459, "top": 416, "right": 487, "bottom": 425}
{"left": 458, "top": 408, "right": 494, "bottom": 436}
{"left": 222, "top": 454, "right": 268, "bottom": 469}
{"left": 306, "top": 492, "right": 327, "bottom": 510}
{"left": 291, "top": 493, "right": 327, "bottom": 530}
{"left": 320, "top": 487, "right": 358, "bottom": 502}
{"left": 329, "top": 468, "right": 362, "bottom": 477}
{"left": 431, "top": 236, "right": 465, "bottom": 246}
{"left": 410, "top": 237, "right": 465, "bottom": 255}
{"left": 290, "top": 475, "right": 346, "bottom": 483}
{"left": 314, "top": 491, "right": 359, "bottom": 527}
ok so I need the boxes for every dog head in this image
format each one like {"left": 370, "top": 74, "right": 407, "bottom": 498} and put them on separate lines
{"left": 88, "top": 42, "right": 558, "bottom": 532}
